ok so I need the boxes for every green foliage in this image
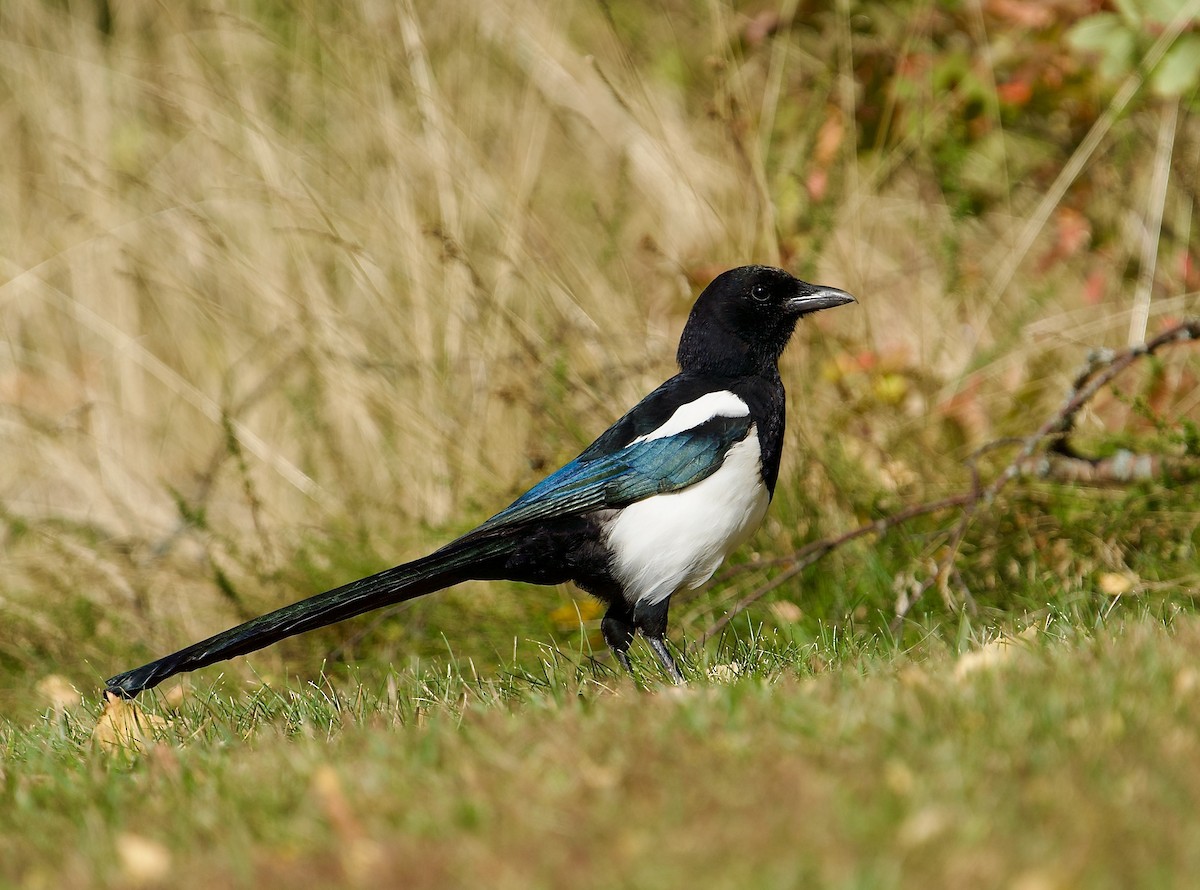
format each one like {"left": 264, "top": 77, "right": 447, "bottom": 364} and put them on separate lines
{"left": 1068, "top": 13, "right": 1141, "bottom": 80}
{"left": 1068, "top": 1, "right": 1200, "bottom": 96}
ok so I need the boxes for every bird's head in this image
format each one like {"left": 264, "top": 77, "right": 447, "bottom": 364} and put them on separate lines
{"left": 677, "top": 265, "right": 855, "bottom": 377}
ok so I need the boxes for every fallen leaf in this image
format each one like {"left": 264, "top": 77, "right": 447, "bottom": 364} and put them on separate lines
{"left": 1098, "top": 572, "right": 1135, "bottom": 596}
{"left": 1038, "top": 206, "right": 1091, "bottom": 270}
{"left": 897, "top": 806, "right": 950, "bottom": 848}
{"left": 872, "top": 373, "right": 910, "bottom": 405}
{"left": 805, "top": 168, "right": 829, "bottom": 202}
{"left": 311, "top": 764, "right": 386, "bottom": 883}
{"left": 706, "top": 663, "right": 742, "bottom": 683}
{"left": 1174, "top": 668, "right": 1199, "bottom": 698}
{"left": 115, "top": 833, "right": 171, "bottom": 885}
{"left": 1181, "top": 249, "right": 1200, "bottom": 290}
{"left": 36, "top": 674, "right": 81, "bottom": 713}
{"left": 149, "top": 743, "right": 183, "bottom": 781}
{"left": 313, "top": 765, "right": 361, "bottom": 839}
{"left": 806, "top": 107, "right": 844, "bottom": 201}
{"left": 1056, "top": 207, "right": 1091, "bottom": 255}
{"left": 162, "top": 682, "right": 189, "bottom": 710}
{"left": 813, "top": 108, "right": 845, "bottom": 166}
{"left": 985, "top": 0, "right": 1055, "bottom": 29}
{"left": 1010, "top": 868, "right": 1068, "bottom": 890}
{"left": 997, "top": 78, "right": 1034, "bottom": 105}
{"left": 954, "top": 627, "right": 1037, "bottom": 681}
{"left": 91, "top": 691, "right": 170, "bottom": 754}
{"left": 938, "top": 378, "right": 991, "bottom": 445}
{"left": 855, "top": 350, "right": 879, "bottom": 371}
{"left": 897, "top": 664, "right": 932, "bottom": 689}
{"left": 742, "top": 10, "right": 781, "bottom": 47}
{"left": 1082, "top": 268, "right": 1107, "bottom": 304}
{"left": 769, "top": 601, "right": 803, "bottom": 623}
{"left": 884, "top": 759, "right": 915, "bottom": 795}
{"left": 955, "top": 640, "right": 1013, "bottom": 680}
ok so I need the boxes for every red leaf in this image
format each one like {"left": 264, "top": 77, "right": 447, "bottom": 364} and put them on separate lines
{"left": 1082, "top": 269, "right": 1107, "bottom": 305}
{"left": 997, "top": 78, "right": 1034, "bottom": 106}
{"left": 985, "top": 0, "right": 1055, "bottom": 29}
{"left": 806, "top": 169, "right": 829, "bottom": 202}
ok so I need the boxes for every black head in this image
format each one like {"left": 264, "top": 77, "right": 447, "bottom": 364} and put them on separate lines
{"left": 676, "top": 265, "right": 855, "bottom": 377}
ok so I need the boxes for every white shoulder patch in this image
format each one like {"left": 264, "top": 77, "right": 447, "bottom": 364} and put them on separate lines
{"left": 633, "top": 391, "right": 750, "bottom": 444}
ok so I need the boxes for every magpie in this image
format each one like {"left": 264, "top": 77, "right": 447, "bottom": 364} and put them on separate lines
{"left": 105, "top": 265, "right": 854, "bottom": 696}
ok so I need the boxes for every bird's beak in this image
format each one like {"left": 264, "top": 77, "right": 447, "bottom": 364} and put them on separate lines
{"left": 787, "top": 285, "right": 856, "bottom": 316}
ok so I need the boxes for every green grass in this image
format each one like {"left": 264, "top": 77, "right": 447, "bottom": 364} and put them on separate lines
{"left": 6, "top": 614, "right": 1200, "bottom": 888}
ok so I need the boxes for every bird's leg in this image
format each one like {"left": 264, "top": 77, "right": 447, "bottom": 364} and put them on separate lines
{"left": 601, "top": 607, "right": 636, "bottom": 677}
{"left": 646, "top": 635, "right": 685, "bottom": 685}
{"left": 633, "top": 598, "right": 685, "bottom": 684}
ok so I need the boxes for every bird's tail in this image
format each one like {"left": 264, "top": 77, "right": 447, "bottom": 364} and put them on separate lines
{"left": 104, "top": 534, "right": 506, "bottom": 698}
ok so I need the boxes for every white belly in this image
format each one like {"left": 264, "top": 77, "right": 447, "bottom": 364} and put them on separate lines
{"left": 603, "top": 428, "right": 770, "bottom": 607}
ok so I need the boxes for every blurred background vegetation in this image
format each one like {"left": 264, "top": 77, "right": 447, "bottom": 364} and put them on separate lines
{"left": 1, "top": 0, "right": 1197, "bottom": 714}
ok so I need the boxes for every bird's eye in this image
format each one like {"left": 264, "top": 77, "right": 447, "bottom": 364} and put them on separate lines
{"left": 750, "top": 284, "right": 769, "bottom": 302}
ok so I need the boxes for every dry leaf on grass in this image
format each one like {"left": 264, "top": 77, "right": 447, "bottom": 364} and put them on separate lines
{"left": 1098, "top": 572, "right": 1137, "bottom": 596}
{"left": 91, "top": 691, "right": 170, "bottom": 754}
{"left": 897, "top": 805, "right": 950, "bottom": 849}
{"left": 311, "top": 764, "right": 386, "bottom": 883}
{"left": 115, "top": 833, "right": 172, "bottom": 885}
{"left": 706, "top": 663, "right": 742, "bottom": 683}
{"left": 954, "top": 626, "right": 1038, "bottom": 682}
{"left": 769, "top": 601, "right": 803, "bottom": 623}
{"left": 36, "top": 674, "right": 81, "bottom": 714}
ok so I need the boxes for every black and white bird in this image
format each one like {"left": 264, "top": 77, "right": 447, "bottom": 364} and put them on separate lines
{"left": 106, "top": 265, "right": 854, "bottom": 696}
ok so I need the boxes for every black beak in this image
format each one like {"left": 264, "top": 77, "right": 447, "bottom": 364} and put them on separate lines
{"left": 787, "top": 285, "right": 856, "bottom": 316}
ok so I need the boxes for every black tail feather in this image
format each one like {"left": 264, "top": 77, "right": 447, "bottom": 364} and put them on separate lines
{"left": 105, "top": 535, "right": 504, "bottom": 698}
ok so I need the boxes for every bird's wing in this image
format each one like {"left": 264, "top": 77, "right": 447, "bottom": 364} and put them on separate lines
{"left": 475, "top": 412, "right": 753, "bottom": 532}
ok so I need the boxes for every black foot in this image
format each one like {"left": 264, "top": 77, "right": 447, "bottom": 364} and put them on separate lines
{"left": 601, "top": 608, "right": 636, "bottom": 678}
{"left": 611, "top": 647, "right": 634, "bottom": 676}
{"left": 646, "top": 635, "right": 685, "bottom": 685}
